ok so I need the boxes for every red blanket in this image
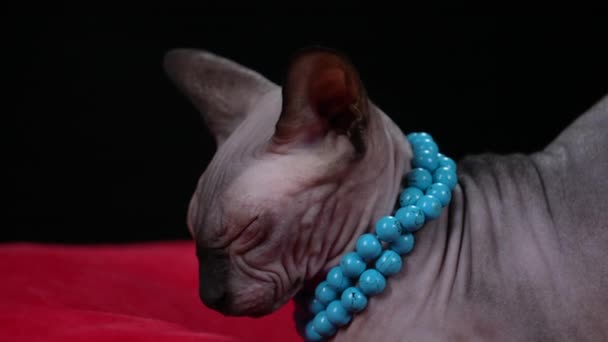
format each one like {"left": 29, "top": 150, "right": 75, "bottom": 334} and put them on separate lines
{"left": 0, "top": 241, "right": 301, "bottom": 342}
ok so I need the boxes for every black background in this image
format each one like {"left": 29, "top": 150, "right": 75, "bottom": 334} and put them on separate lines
{"left": 6, "top": 8, "right": 608, "bottom": 243}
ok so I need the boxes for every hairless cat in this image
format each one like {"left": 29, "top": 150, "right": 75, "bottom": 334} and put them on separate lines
{"left": 164, "top": 47, "right": 608, "bottom": 341}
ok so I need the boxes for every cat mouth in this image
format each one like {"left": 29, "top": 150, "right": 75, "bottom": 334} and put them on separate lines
{"left": 230, "top": 277, "right": 302, "bottom": 318}
{"left": 229, "top": 277, "right": 303, "bottom": 317}
{"left": 271, "top": 277, "right": 303, "bottom": 312}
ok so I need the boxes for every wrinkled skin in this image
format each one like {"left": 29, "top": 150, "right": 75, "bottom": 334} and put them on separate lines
{"left": 164, "top": 47, "right": 608, "bottom": 341}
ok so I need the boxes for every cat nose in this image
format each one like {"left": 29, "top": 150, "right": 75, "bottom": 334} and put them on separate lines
{"left": 197, "top": 247, "right": 230, "bottom": 311}
{"left": 200, "top": 283, "right": 228, "bottom": 311}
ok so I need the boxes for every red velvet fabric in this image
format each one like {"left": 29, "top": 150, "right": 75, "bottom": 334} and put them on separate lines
{"left": 0, "top": 241, "right": 302, "bottom": 342}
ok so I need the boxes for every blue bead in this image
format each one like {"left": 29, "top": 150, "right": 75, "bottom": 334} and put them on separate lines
{"left": 375, "top": 250, "right": 402, "bottom": 276}
{"left": 417, "top": 132, "right": 434, "bottom": 140}
{"left": 410, "top": 135, "right": 433, "bottom": 147}
{"left": 416, "top": 195, "right": 442, "bottom": 220}
{"left": 390, "top": 232, "right": 415, "bottom": 255}
{"left": 326, "top": 266, "right": 352, "bottom": 293}
{"left": 340, "top": 287, "right": 368, "bottom": 313}
{"left": 406, "top": 168, "right": 433, "bottom": 191}
{"left": 355, "top": 234, "right": 382, "bottom": 260}
{"left": 411, "top": 131, "right": 435, "bottom": 141}
{"left": 375, "top": 216, "right": 402, "bottom": 243}
{"left": 312, "top": 311, "right": 336, "bottom": 337}
{"left": 433, "top": 166, "right": 457, "bottom": 190}
{"left": 326, "top": 300, "right": 352, "bottom": 327}
{"left": 358, "top": 269, "right": 387, "bottom": 296}
{"left": 412, "top": 137, "right": 434, "bottom": 148}
{"left": 309, "top": 298, "right": 325, "bottom": 315}
{"left": 305, "top": 321, "right": 323, "bottom": 341}
{"left": 411, "top": 148, "right": 439, "bottom": 172}
{"left": 408, "top": 132, "right": 434, "bottom": 145}
{"left": 437, "top": 153, "right": 457, "bottom": 171}
{"left": 395, "top": 205, "right": 425, "bottom": 232}
{"left": 399, "top": 187, "right": 423, "bottom": 207}
{"left": 413, "top": 140, "right": 439, "bottom": 155}
{"left": 315, "top": 281, "right": 337, "bottom": 305}
{"left": 340, "top": 252, "right": 366, "bottom": 278}
{"left": 426, "top": 182, "right": 452, "bottom": 207}
{"left": 406, "top": 132, "right": 420, "bottom": 142}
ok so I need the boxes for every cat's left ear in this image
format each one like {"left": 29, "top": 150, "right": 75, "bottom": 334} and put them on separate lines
{"left": 164, "top": 48, "right": 277, "bottom": 147}
{"left": 272, "top": 47, "right": 369, "bottom": 154}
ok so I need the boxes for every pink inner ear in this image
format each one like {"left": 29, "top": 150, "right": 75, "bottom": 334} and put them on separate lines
{"left": 309, "top": 67, "right": 356, "bottom": 117}
{"left": 273, "top": 50, "right": 367, "bottom": 147}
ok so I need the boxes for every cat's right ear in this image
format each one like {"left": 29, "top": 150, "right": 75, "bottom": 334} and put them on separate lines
{"left": 272, "top": 47, "right": 369, "bottom": 155}
{"left": 164, "top": 48, "right": 277, "bottom": 147}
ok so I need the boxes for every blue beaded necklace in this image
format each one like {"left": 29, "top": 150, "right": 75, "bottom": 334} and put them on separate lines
{"left": 303, "top": 132, "right": 458, "bottom": 341}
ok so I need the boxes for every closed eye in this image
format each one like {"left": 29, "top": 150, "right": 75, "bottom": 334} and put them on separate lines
{"left": 231, "top": 216, "right": 265, "bottom": 254}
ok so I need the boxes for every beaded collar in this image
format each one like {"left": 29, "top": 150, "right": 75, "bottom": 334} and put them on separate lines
{"left": 302, "top": 132, "right": 458, "bottom": 341}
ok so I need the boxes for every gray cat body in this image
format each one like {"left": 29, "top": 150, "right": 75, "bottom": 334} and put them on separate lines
{"left": 164, "top": 47, "right": 608, "bottom": 341}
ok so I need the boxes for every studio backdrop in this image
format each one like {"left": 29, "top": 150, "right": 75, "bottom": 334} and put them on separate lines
{"left": 7, "top": 9, "right": 608, "bottom": 243}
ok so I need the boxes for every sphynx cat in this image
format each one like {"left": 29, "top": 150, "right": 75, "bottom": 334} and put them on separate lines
{"left": 163, "top": 47, "right": 608, "bottom": 341}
